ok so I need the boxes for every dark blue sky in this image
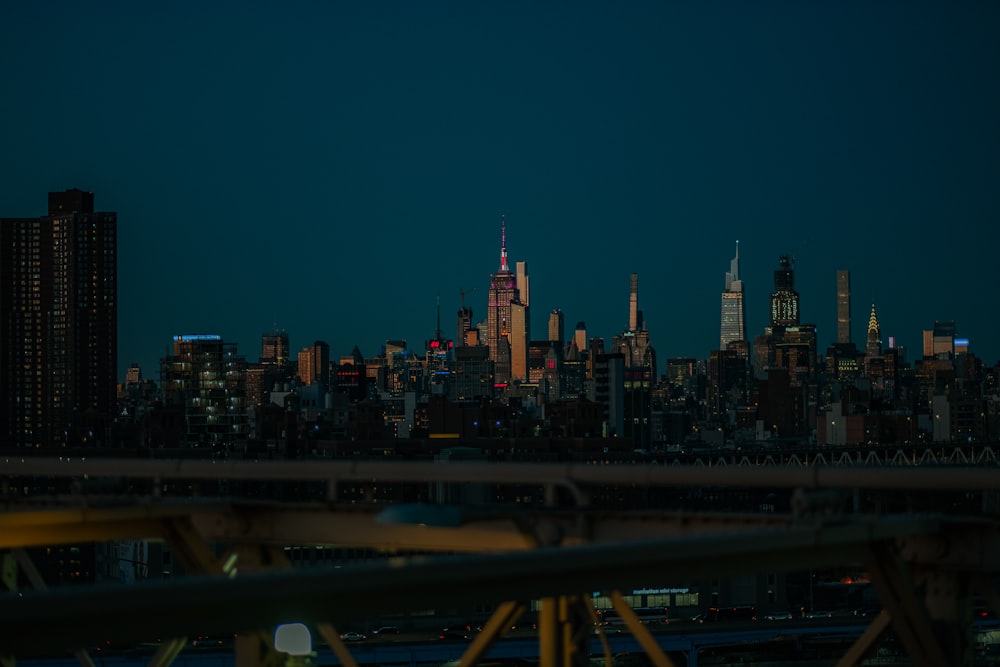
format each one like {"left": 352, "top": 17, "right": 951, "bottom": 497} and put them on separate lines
{"left": 3, "top": 1, "right": 998, "bottom": 381}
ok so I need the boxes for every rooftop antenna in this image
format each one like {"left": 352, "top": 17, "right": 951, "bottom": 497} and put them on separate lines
{"left": 499, "top": 213, "right": 509, "bottom": 273}
{"left": 435, "top": 293, "right": 442, "bottom": 340}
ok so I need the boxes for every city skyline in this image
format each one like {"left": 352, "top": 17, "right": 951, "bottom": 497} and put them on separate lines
{"left": 2, "top": 2, "right": 998, "bottom": 379}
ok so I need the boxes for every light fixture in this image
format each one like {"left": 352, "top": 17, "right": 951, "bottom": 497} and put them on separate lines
{"left": 274, "top": 623, "right": 312, "bottom": 655}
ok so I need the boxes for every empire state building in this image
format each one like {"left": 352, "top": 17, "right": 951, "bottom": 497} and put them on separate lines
{"left": 486, "top": 217, "right": 524, "bottom": 384}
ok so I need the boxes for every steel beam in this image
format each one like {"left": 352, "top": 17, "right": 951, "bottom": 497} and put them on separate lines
{"left": 8, "top": 458, "right": 1000, "bottom": 494}
{"left": 460, "top": 600, "right": 527, "bottom": 667}
{"left": 834, "top": 609, "right": 890, "bottom": 667}
{"left": 0, "top": 516, "right": 938, "bottom": 655}
{"left": 610, "top": 591, "right": 677, "bottom": 667}
{"left": 864, "top": 543, "right": 952, "bottom": 667}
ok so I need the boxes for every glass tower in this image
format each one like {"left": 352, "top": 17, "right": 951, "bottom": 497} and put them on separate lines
{"left": 720, "top": 241, "right": 747, "bottom": 349}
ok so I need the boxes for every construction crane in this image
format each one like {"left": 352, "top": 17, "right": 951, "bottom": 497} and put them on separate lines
{"left": 459, "top": 287, "right": 479, "bottom": 311}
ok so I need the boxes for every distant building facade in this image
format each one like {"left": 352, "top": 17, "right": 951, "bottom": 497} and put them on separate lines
{"left": 0, "top": 189, "right": 117, "bottom": 447}
{"left": 161, "top": 334, "right": 248, "bottom": 449}
{"left": 486, "top": 218, "right": 525, "bottom": 385}
{"left": 837, "top": 270, "right": 851, "bottom": 344}
{"left": 720, "top": 241, "right": 747, "bottom": 349}
{"left": 298, "top": 340, "right": 330, "bottom": 387}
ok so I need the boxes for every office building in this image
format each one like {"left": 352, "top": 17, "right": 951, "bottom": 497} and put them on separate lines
{"left": 720, "top": 241, "right": 747, "bottom": 349}
{"left": 628, "top": 273, "right": 639, "bottom": 332}
{"left": 456, "top": 304, "right": 473, "bottom": 347}
{"left": 613, "top": 274, "right": 656, "bottom": 447}
{"left": 708, "top": 349, "right": 748, "bottom": 418}
{"left": 773, "top": 325, "right": 818, "bottom": 385}
{"left": 516, "top": 260, "right": 530, "bottom": 308}
{"left": 548, "top": 309, "right": 564, "bottom": 344}
{"left": 574, "top": 322, "right": 587, "bottom": 356}
{"left": 594, "top": 352, "right": 625, "bottom": 438}
{"left": 923, "top": 321, "right": 956, "bottom": 358}
{"left": 261, "top": 329, "right": 290, "bottom": 365}
{"left": 837, "top": 270, "right": 851, "bottom": 344}
{"left": 0, "top": 189, "right": 117, "bottom": 447}
{"left": 485, "top": 217, "right": 524, "bottom": 384}
{"left": 510, "top": 301, "right": 529, "bottom": 381}
{"left": 450, "top": 346, "right": 493, "bottom": 401}
{"left": 770, "top": 256, "right": 799, "bottom": 327}
{"left": 298, "top": 341, "right": 330, "bottom": 387}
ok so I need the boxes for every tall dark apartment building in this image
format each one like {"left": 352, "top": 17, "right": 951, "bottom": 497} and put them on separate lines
{"left": 0, "top": 189, "right": 117, "bottom": 447}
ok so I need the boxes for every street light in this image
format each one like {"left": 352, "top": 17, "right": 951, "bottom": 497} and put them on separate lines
{"left": 274, "top": 623, "right": 312, "bottom": 655}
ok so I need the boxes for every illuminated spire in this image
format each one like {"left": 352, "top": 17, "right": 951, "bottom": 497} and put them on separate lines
{"left": 499, "top": 214, "right": 509, "bottom": 273}
{"left": 867, "top": 303, "right": 879, "bottom": 335}
{"left": 866, "top": 303, "right": 882, "bottom": 357}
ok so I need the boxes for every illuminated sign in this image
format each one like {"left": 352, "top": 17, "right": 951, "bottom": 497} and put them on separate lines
{"left": 632, "top": 587, "right": 690, "bottom": 595}
{"left": 174, "top": 334, "right": 222, "bottom": 342}
{"left": 955, "top": 338, "right": 969, "bottom": 347}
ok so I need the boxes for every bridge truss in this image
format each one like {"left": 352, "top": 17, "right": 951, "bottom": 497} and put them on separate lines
{"left": 2, "top": 458, "right": 1000, "bottom": 667}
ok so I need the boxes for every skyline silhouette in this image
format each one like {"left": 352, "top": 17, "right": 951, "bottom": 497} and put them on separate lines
{"left": 2, "top": 2, "right": 998, "bottom": 379}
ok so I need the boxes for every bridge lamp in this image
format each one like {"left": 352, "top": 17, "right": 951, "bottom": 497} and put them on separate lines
{"left": 274, "top": 623, "right": 312, "bottom": 655}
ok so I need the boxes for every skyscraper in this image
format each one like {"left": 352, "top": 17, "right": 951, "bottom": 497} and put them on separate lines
{"left": 769, "top": 256, "right": 800, "bottom": 327}
{"left": 866, "top": 304, "right": 882, "bottom": 358}
{"left": 516, "top": 260, "right": 530, "bottom": 308}
{"left": 456, "top": 302, "right": 473, "bottom": 347}
{"left": 548, "top": 309, "right": 565, "bottom": 344}
{"left": 720, "top": 241, "right": 747, "bottom": 349}
{"left": 837, "top": 270, "right": 851, "bottom": 344}
{"left": 261, "top": 329, "right": 290, "bottom": 367}
{"left": 613, "top": 274, "right": 656, "bottom": 448}
{"left": 298, "top": 340, "right": 330, "bottom": 387}
{"left": 923, "top": 321, "right": 956, "bottom": 358}
{"left": 510, "top": 301, "right": 529, "bottom": 381}
{"left": 628, "top": 273, "right": 639, "bottom": 332}
{"left": 486, "top": 217, "right": 523, "bottom": 384}
{"left": 574, "top": 322, "right": 587, "bottom": 355}
{"left": 0, "top": 189, "right": 117, "bottom": 447}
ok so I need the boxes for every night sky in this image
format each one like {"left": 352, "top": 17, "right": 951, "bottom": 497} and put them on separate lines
{"left": 2, "top": 1, "right": 998, "bottom": 381}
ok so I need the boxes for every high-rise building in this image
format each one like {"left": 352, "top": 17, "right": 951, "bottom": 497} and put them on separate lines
{"left": 770, "top": 256, "right": 800, "bottom": 327}
{"left": 548, "top": 309, "right": 564, "bottom": 344}
{"left": 486, "top": 217, "right": 524, "bottom": 384}
{"left": 0, "top": 189, "right": 117, "bottom": 447}
{"left": 161, "top": 334, "right": 248, "bottom": 448}
{"left": 923, "top": 321, "right": 956, "bottom": 358}
{"left": 516, "top": 260, "right": 530, "bottom": 309}
{"left": 574, "top": 322, "right": 587, "bottom": 355}
{"left": 261, "top": 329, "right": 290, "bottom": 367}
{"left": 594, "top": 352, "right": 625, "bottom": 438}
{"left": 510, "top": 301, "right": 529, "bottom": 381}
{"left": 298, "top": 341, "right": 330, "bottom": 387}
{"left": 628, "top": 273, "right": 639, "bottom": 332}
{"left": 613, "top": 274, "right": 656, "bottom": 448}
{"left": 720, "top": 241, "right": 747, "bottom": 349}
{"left": 866, "top": 304, "right": 882, "bottom": 358}
{"left": 456, "top": 304, "right": 473, "bottom": 347}
{"left": 837, "top": 270, "right": 851, "bottom": 344}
